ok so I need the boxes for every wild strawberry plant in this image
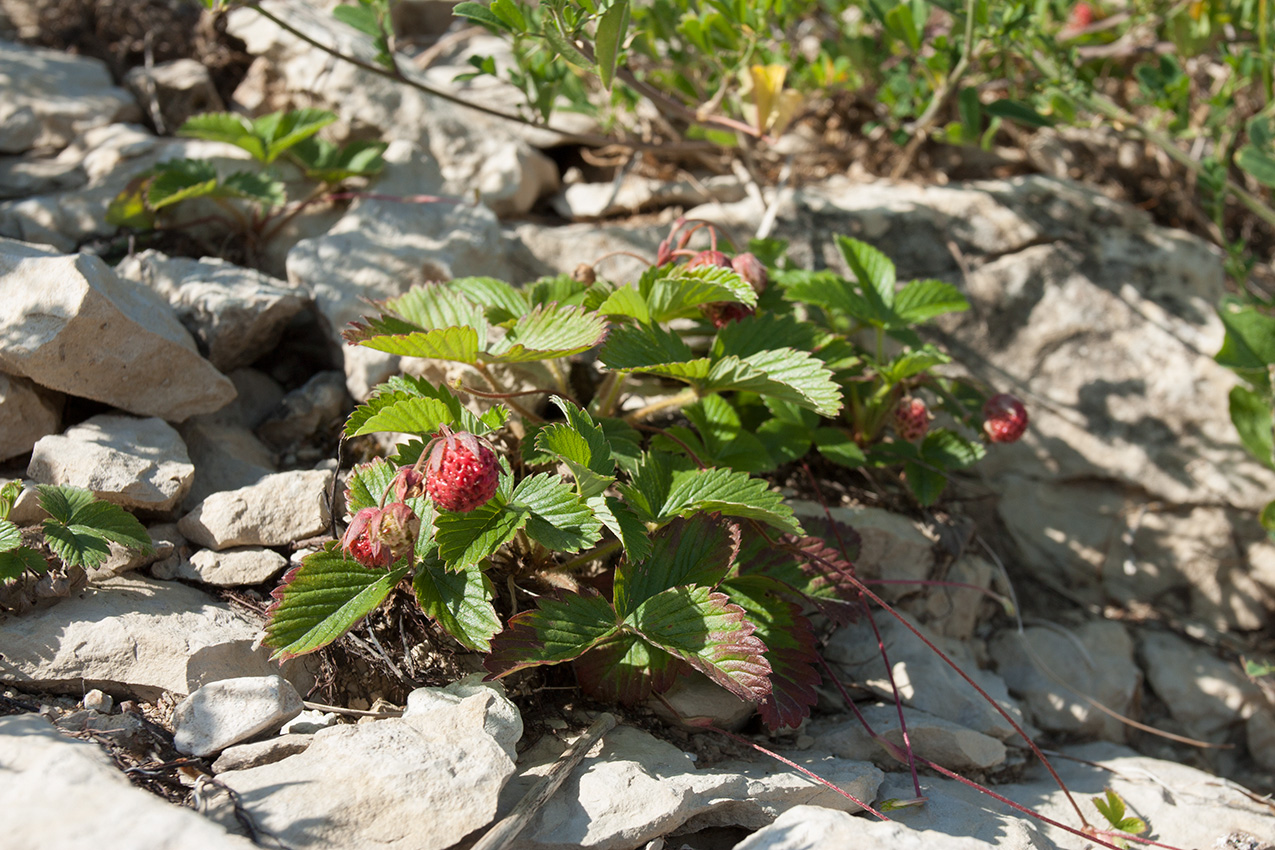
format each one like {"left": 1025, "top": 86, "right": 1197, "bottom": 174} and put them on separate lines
{"left": 262, "top": 224, "right": 1024, "bottom": 728}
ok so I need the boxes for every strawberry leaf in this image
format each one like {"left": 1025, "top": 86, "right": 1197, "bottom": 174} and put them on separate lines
{"left": 892, "top": 278, "right": 969, "bottom": 324}
{"left": 263, "top": 544, "right": 410, "bottom": 660}
{"left": 663, "top": 466, "right": 802, "bottom": 536}
{"left": 625, "top": 585, "right": 771, "bottom": 703}
{"left": 700, "top": 349, "right": 842, "bottom": 417}
{"left": 0, "top": 480, "right": 21, "bottom": 521}
{"left": 484, "top": 304, "right": 608, "bottom": 363}
{"left": 179, "top": 112, "right": 263, "bottom": 159}
{"left": 39, "top": 486, "right": 152, "bottom": 570}
{"left": 712, "top": 312, "right": 820, "bottom": 361}
{"left": 678, "top": 395, "right": 774, "bottom": 473}
{"left": 646, "top": 264, "right": 756, "bottom": 323}
{"left": 146, "top": 159, "right": 221, "bottom": 210}
{"left": 534, "top": 398, "right": 616, "bottom": 498}
{"left": 596, "top": 285, "right": 650, "bottom": 324}
{"left": 249, "top": 108, "right": 338, "bottom": 163}
{"left": 722, "top": 575, "right": 822, "bottom": 729}
{"left": 381, "top": 375, "right": 506, "bottom": 436}
{"left": 344, "top": 458, "right": 398, "bottom": 513}
{"left": 512, "top": 473, "right": 603, "bottom": 554}
{"left": 837, "top": 235, "right": 896, "bottom": 309}
{"left": 599, "top": 323, "right": 694, "bottom": 370}
{"left": 448, "top": 277, "right": 528, "bottom": 325}
{"left": 574, "top": 632, "right": 682, "bottom": 704}
{"left": 412, "top": 552, "right": 500, "bottom": 652}
{"left": 434, "top": 492, "right": 527, "bottom": 569}
{"left": 614, "top": 515, "right": 740, "bottom": 616}
{"left": 0, "top": 517, "right": 20, "bottom": 552}
{"left": 737, "top": 523, "right": 860, "bottom": 624}
{"left": 344, "top": 392, "right": 453, "bottom": 438}
{"left": 588, "top": 495, "right": 652, "bottom": 562}
{"left": 342, "top": 326, "right": 481, "bottom": 363}
{"left": 0, "top": 546, "right": 47, "bottom": 580}
{"left": 484, "top": 592, "right": 620, "bottom": 677}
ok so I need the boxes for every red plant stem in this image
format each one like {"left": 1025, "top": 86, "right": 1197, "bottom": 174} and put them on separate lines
{"left": 861, "top": 578, "right": 1013, "bottom": 609}
{"left": 631, "top": 424, "right": 705, "bottom": 469}
{"left": 706, "top": 725, "right": 890, "bottom": 821}
{"left": 795, "top": 464, "right": 1088, "bottom": 827}
{"left": 860, "top": 599, "right": 925, "bottom": 800}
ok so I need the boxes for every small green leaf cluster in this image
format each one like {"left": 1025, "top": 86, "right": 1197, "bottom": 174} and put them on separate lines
{"left": 0, "top": 481, "right": 153, "bottom": 585}
{"left": 263, "top": 224, "right": 1022, "bottom": 727}
{"left": 1090, "top": 788, "right": 1147, "bottom": 849}
{"left": 106, "top": 108, "right": 386, "bottom": 235}
{"left": 1214, "top": 297, "right": 1275, "bottom": 534}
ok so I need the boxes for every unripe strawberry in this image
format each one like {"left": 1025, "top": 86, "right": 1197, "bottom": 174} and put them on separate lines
{"left": 685, "top": 249, "right": 732, "bottom": 270}
{"left": 982, "top": 393, "right": 1028, "bottom": 443}
{"left": 392, "top": 466, "right": 426, "bottom": 501}
{"left": 731, "top": 252, "right": 768, "bottom": 295}
{"left": 341, "top": 502, "right": 420, "bottom": 568}
{"left": 893, "top": 396, "right": 932, "bottom": 442}
{"left": 425, "top": 427, "right": 500, "bottom": 513}
{"left": 701, "top": 301, "right": 755, "bottom": 328}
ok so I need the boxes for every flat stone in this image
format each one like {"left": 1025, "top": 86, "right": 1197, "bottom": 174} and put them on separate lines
{"left": 0, "top": 574, "right": 312, "bottom": 700}
{"left": 1139, "top": 630, "right": 1266, "bottom": 741}
{"left": 212, "top": 733, "right": 314, "bottom": 773}
{"left": 117, "top": 251, "right": 309, "bottom": 372}
{"left": 503, "top": 724, "right": 883, "bottom": 850}
{"left": 27, "top": 414, "right": 194, "bottom": 512}
{"left": 0, "top": 370, "right": 61, "bottom": 461}
{"left": 552, "top": 174, "right": 746, "bottom": 220}
{"left": 88, "top": 522, "right": 180, "bottom": 582}
{"left": 989, "top": 620, "right": 1140, "bottom": 740}
{"left": 256, "top": 370, "right": 350, "bottom": 449}
{"left": 403, "top": 678, "right": 522, "bottom": 757}
{"left": 0, "top": 42, "right": 140, "bottom": 154}
{"left": 173, "top": 675, "right": 304, "bottom": 756}
{"left": 179, "top": 546, "right": 288, "bottom": 587}
{"left": 812, "top": 703, "right": 1007, "bottom": 771}
{"left": 790, "top": 502, "right": 935, "bottom": 603}
{"left": 0, "top": 714, "right": 256, "bottom": 849}
{"left": 178, "top": 469, "right": 333, "bottom": 550}
{"left": 177, "top": 419, "right": 277, "bottom": 511}
{"left": 0, "top": 238, "right": 236, "bottom": 421}
{"left": 217, "top": 682, "right": 520, "bottom": 850}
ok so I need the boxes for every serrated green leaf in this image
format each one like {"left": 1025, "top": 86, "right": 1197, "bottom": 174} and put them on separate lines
{"left": 573, "top": 632, "right": 681, "bottom": 703}
{"left": 485, "top": 592, "right": 620, "bottom": 677}
{"left": 449, "top": 277, "right": 528, "bottom": 324}
{"left": 345, "top": 393, "right": 454, "bottom": 438}
{"left": 485, "top": 304, "right": 608, "bottom": 363}
{"left": 179, "top": 113, "right": 261, "bottom": 159}
{"left": 626, "top": 585, "right": 771, "bottom": 702}
{"left": 221, "top": 171, "right": 287, "bottom": 208}
{"left": 385, "top": 282, "right": 490, "bottom": 335}
{"left": 58, "top": 500, "right": 152, "bottom": 552}
{"left": 735, "top": 527, "right": 859, "bottom": 621}
{"left": 599, "top": 418, "right": 642, "bottom": 474}
{"left": 345, "top": 326, "right": 481, "bottom": 362}
{"left": 599, "top": 322, "right": 694, "bottom": 370}
{"left": 880, "top": 346, "right": 950, "bottom": 383}
{"left": 0, "top": 481, "right": 20, "bottom": 522}
{"left": 683, "top": 395, "right": 774, "bottom": 473}
{"left": 251, "top": 108, "right": 338, "bottom": 163}
{"left": 290, "top": 137, "right": 387, "bottom": 183}
{"left": 0, "top": 546, "right": 46, "bottom": 580}
{"left": 344, "top": 458, "right": 398, "bottom": 513}
{"left": 647, "top": 265, "right": 755, "bottom": 323}
{"left": 1093, "top": 788, "right": 1126, "bottom": 827}
{"left": 528, "top": 273, "right": 592, "bottom": 308}
{"left": 814, "top": 427, "right": 866, "bottom": 467}
{"left": 595, "top": 0, "right": 630, "bottom": 90}
{"left": 1229, "top": 385, "right": 1275, "bottom": 469}
{"left": 903, "top": 459, "right": 947, "bottom": 506}
{"left": 836, "top": 235, "right": 896, "bottom": 309}
{"left": 453, "top": 1, "right": 506, "bottom": 29}
{"left": 378, "top": 375, "right": 504, "bottom": 436}
{"left": 37, "top": 485, "right": 152, "bottom": 570}
{"left": 333, "top": 2, "right": 383, "bottom": 37}
{"left": 536, "top": 424, "right": 616, "bottom": 498}
{"left": 920, "top": 429, "right": 986, "bottom": 469}
{"left": 147, "top": 159, "right": 220, "bottom": 210}
{"left": 664, "top": 466, "right": 802, "bottom": 535}
{"left": 597, "top": 285, "right": 650, "bottom": 324}
{"left": 614, "top": 514, "right": 740, "bottom": 616}
{"left": 263, "top": 545, "right": 409, "bottom": 660}
{"left": 37, "top": 485, "right": 96, "bottom": 525}
{"left": 513, "top": 473, "right": 603, "bottom": 553}
{"left": 434, "top": 492, "right": 526, "bottom": 568}
{"left": 698, "top": 350, "right": 841, "bottom": 417}
{"left": 106, "top": 179, "right": 155, "bottom": 229}
{"left": 0, "top": 518, "right": 20, "bottom": 552}
{"left": 893, "top": 279, "right": 969, "bottom": 323}
{"left": 755, "top": 418, "right": 811, "bottom": 467}
{"left": 713, "top": 312, "right": 819, "bottom": 361}
{"left": 589, "top": 495, "right": 652, "bottom": 562}
{"left": 413, "top": 553, "right": 500, "bottom": 651}
{"left": 778, "top": 269, "right": 882, "bottom": 327}
{"left": 618, "top": 451, "right": 680, "bottom": 522}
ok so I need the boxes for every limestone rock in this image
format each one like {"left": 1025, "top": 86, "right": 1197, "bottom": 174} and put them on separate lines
{"left": 116, "top": 251, "right": 309, "bottom": 371}
{"left": 732, "top": 804, "right": 1051, "bottom": 850}
{"left": 0, "top": 714, "right": 256, "bottom": 850}
{"left": 504, "top": 723, "right": 882, "bottom": 849}
{"left": 552, "top": 174, "right": 746, "bottom": 220}
{"left": 812, "top": 703, "right": 1007, "bottom": 771}
{"left": 790, "top": 502, "right": 935, "bottom": 603}
{"left": 179, "top": 469, "right": 333, "bottom": 550}
{"left": 0, "top": 370, "right": 61, "bottom": 461}
{"left": 89, "top": 522, "right": 181, "bottom": 582}
{"left": 1139, "top": 630, "right": 1267, "bottom": 740}
{"left": 989, "top": 620, "right": 1140, "bottom": 740}
{"left": 212, "top": 733, "right": 314, "bottom": 773}
{"left": 403, "top": 678, "right": 522, "bottom": 758}
{"left": 0, "top": 574, "right": 312, "bottom": 699}
{"left": 0, "top": 42, "right": 140, "bottom": 154}
{"left": 124, "top": 57, "right": 224, "bottom": 133}
{"left": 173, "top": 675, "right": 304, "bottom": 756}
{"left": 217, "top": 682, "right": 520, "bottom": 850}
{"left": 27, "top": 414, "right": 194, "bottom": 512}
{"left": 256, "top": 370, "right": 350, "bottom": 449}
{"left": 0, "top": 238, "right": 236, "bottom": 421}
{"left": 177, "top": 419, "right": 277, "bottom": 511}
{"left": 179, "top": 546, "right": 288, "bottom": 587}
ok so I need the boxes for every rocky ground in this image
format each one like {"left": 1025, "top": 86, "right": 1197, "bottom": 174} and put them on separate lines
{"left": 2, "top": 2, "right": 1275, "bottom": 849}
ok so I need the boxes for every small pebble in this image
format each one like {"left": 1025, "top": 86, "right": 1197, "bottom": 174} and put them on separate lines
{"left": 83, "top": 689, "right": 113, "bottom": 713}
{"left": 795, "top": 734, "right": 815, "bottom": 750}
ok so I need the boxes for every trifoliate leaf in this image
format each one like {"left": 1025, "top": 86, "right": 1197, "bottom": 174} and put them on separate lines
{"left": 921, "top": 429, "right": 986, "bottom": 469}
{"left": 263, "top": 544, "right": 410, "bottom": 660}
{"left": 683, "top": 395, "right": 775, "bottom": 473}
{"left": 892, "top": 279, "right": 969, "bottom": 324}
{"left": 344, "top": 393, "right": 454, "bottom": 438}
{"left": 434, "top": 492, "right": 526, "bottom": 569}
{"left": 448, "top": 277, "right": 528, "bottom": 324}
{"left": 574, "top": 632, "right": 682, "bottom": 704}
{"left": 513, "top": 474, "right": 603, "bottom": 554}
{"left": 880, "top": 346, "right": 951, "bottom": 383}
{"left": 626, "top": 585, "right": 772, "bottom": 703}
{"left": 814, "top": 427, "right": 867, "bottom": 467}
{"left": 39, "top": 486, "right": 152, "bottom": 570}
{"left": 663, "top": 466, "right": 802, "bottom": 536}
{"left": 618, "top": 451, "right": 683, "bottom": 523}
{"left": 485, "top": 592, "right": 620, "bottom": 677}
{"left": 344, "top": 283, "right": 488, "bottom": 359}
{"left": 736, "top": 525, "right": 860, "bottom": 623}
{"left": 0, "top": 546, "right": 46, "bottom": 580}
{"left": 485, "top": 304, "right": 609, "bottom": 363}
{"left": 535, "top": 398, "right": 616, "bottom": 498}
{"left": 289, "top": 137, "right": 387, "bottom": 183}
{"left": 646, "top": 264, "right": 755, "bottom": 323}
{"left": 614, "top": 515, "right": 741, "bottom": 616}
{"left": 722, "top": 575, "right": 822, "bottom": 729}
{"left": 380, "top": 375, "right": 505, "bottom": 436}
{"left": 179, "top": 113, "right": 263, "bottom": 159}
{"left": 412, "top": 552, "right": 500, "bottom": 651}
{"left": 777, "top": 269, "right": 878, "bottom": 327}
{"left": 250, "top": 108, "right": 338, "bottom": 163}
{"left": 588, "top": 495, "right": 652, "bottom": 563}
{"left": 734, "top": 348, "right": 842, "bottom": 417}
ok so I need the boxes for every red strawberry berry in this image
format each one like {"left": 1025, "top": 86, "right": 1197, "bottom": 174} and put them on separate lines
{"left": 982, "top": 393, "right": 1028, "bottom": 443}
{"left": 341, "top": 502, "right": 420, "bottom": 568}
{"left": 425, "top": 427, "right": 500, "bottom": 513}
{"left": 893, "top": 396, "right": 932, "bottom": 442}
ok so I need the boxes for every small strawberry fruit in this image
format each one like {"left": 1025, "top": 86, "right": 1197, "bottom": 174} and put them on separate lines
{"left": 392, "top": 466, "right": 425, "bottom": 501}
{"left": 424, "top": 427, "right": 500, "bottom": 513}
{"left": 342, "top": 502, "right": 420, "bottom": 568}
{"left": 893, "top": 396, "right": 932, "bottom": 442}
{"left": 701, "top": 301, "right": 755, "bottom": 328}
{"left": 731, "top": 252, "right": 768, "bottom": 295}
{"left": 982, "top": 393, "right": 1028, "bottom": 443}
{"left": 685, "top": 249, "right": 732, "bottom": 270}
